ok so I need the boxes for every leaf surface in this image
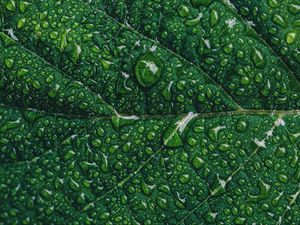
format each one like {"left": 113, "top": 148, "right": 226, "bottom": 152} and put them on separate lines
{"left": 0, "top": 0, "right": 300, "bottom": 224}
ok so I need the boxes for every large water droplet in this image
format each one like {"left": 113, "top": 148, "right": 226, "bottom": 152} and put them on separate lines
{"left": 286, "top": 31, "right": 297, "bottom": 44}
{"left": 192, "top": 156, "right": 205, "bottom": 169}
{"left": 289, "top": 4, "right": 300, "bottom": 14}
{"left": 4, "top": 58, "right": 14, "bottom": 68}
{"left": 135, "top": 53, "right": 163, "bottom": 87}
{"left": 163, "top": 127, "right": 183, "bottom": 147}
{"left": 6, "top": 0, "right": 16, "bottom": 11}
{"left": 248, "top": 180, "right": 270, "bottom": 202}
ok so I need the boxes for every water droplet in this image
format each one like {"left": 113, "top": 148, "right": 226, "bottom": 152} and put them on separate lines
{"left": 101, "top": 155, "right": 109, "bottom": 172}
{"left": 163, "top": 127, "right": 183, "bottom": 147}
{"left": 289, "top": 4, "right": 300, "bottom": 14}
{"left": 275, "top": 147, "right": 286, "bottom": 157}
{"left": 42, "top": 21, "right": 49, "bottom": 28}
{"left": 91, "top": 139, "right": 101, "bottom": 147}
{"left": 17, "top": 68, "right": 29, "bottom": 77}
{"left": 188, "top": 137, "right": 197, "bottom": 146}
{"left": 17, "top": 18, "right": 26, "bottom": 29}
{"left": 286, "top": 31, "right": 297, "bottom": 44}
{"left": 99, "top": 212, "right": 110, "bottom": 220}
{"left": 135, "top": 53, "right": 162, "bottom": 87}
{"left": 156, "top": 197, "right": 168, "bottom": 210}
{"left": 248, "top": 180, "right": 270, "bottom": 202}
{"left": 142, "top": 182, "right": 155, "bottom": 196}
{"left": 234, "top": 217, "right": 246, "bottom": 224}
{"left": 236, "top": 119, "right": 247, "bottom": 132}
{"left": 272, "top": 14, "right": 286, "bottom": 27}
{"left": 163, "top": 113, "right": 197, "bottom": 147}
{"left": 210, "top": 9, "right": 219, "bottom": 27}
{"left": 240, "top": 76, "right": 250, "bottom": 85}
{"left": 186, "top": 13, "right": 203, "bottom": 27}
{"left": 268, "top": 0, "right": 279, "bottom": 8}
{"left": 223, "top": 44, "right": 233, "bottom": 54}
{"left": 218, "top": 143, "right": 230, "bottom": 152}
{"left": 19, "top": 1, "right": 30, "bottom": 13}
{"left": 251, "top": 48, "right": 265, "bottom": 68}
{"left": 41, "top": 188, "right": 52, "bottom": 199}
{"left": 70, "top": 44, "right": 81, "bottom": 64}
{"left": 192, "top": 156, "right": 205, "bottom": 169}
{"left": 178, "top": 5, "right": 190, "bottom": 18}
{"left": 122, "top": 142, "right": 131, "bottom": 152}
{"left": 179, "top": 174, "right": 190, "bottom": 184}
{"left": 4, "top": 58, "right": 14, "bottom": 68}
{"left": 291, "top": 154, "right": 298, "bottom": 168}
{"left": 6, "top": 0, "right": 16, "bottom": 11}
{"left": 50, "top": 31, "right": 58, "bottom": 39}
{"left": 69, "top": 178, "right": 80, "bottom": 192}
{"left": 60, "top": 29, "right": 70, "bottom": 51}
{"left": 277, "top": 173, "right": 288, "bottom": 183}
{"left": 63, "top": 150, "right": 75, "bottom": 161}
{"left": 254, "top": 73, "right": 263, "bottom": 83}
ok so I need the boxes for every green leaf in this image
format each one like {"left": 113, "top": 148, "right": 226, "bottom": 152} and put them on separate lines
{"left": 0, "top": 0, "right": 300, "bottom": 224}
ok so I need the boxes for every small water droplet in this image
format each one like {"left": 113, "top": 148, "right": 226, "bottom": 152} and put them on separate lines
{"left": 192, "top": 156, "right": 205, "bottom": 169}
{"left": 251, "top": 48, "right": 265, "bottom": 68}
{"left": 210, "top": 9, "right": 219, "bottom": 27}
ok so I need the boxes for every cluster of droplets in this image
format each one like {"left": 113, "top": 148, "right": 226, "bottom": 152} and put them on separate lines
{"left": 234, "top": 0, "right": 300, "bottom": 77}
{"left": 0, "top": 33, "right": 110, "bottom": 116}
{"left": 1, "top": 104, "right": 300, "bottom": 224}
{"left": 2, "top": 0, "right": 243, "bottom": 115}
{"left": 1, "top": 0, "right": 300, "bottom": 224}
{"left": 0, "top": 107, "right": 92, "bottom": 163}
{"left": 92, "top": 0, "right": 300, "bottom": 109}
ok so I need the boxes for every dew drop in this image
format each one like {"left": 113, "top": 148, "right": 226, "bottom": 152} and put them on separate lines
{"left": 236, "top": 119, "right": 247, "bottom": 132}
{"left": 17, "top": 18, "right": 26, "bottom": 29}
{"left": 192, "top": 156, "right": 205, "bottom": 169}
{"left": 179, "top": 174, "right": 190, "bottom": 184}
{"left": 178, "top": 5, "right": 190, "bottom": 18}
{"left": 4, "top": 58, "right": 14, "bottom": 68}
{"left": 210, "top": 9, "right": 219, "bottom": 27}
{"left": 156, "top": 197, "right": 168, "bottom": 210}
{"left": 251, "top": 48, "right": 265, "bottom": 68}
{"left": 163, "top": 128, "right": 183, "bottom": 147}
{"left": 17, "top": 68, "right": 28, "bottom": 77}
{"left": 19, "top": 1, "right": 30, "bottom": 13}
{"left": 288, "top": 4, "right": 300, "bottom": 14}
{"left": 272, "top": 14, "right": 286, "bottom": 27}
{"left": 248, "top": 180, "right": 270, "bottom": 202}
{"left": 286, "top": 31, "right": 297, "bottom": 44}
{"left": 277, "top": 173, "right": 288, "bottom": 183}
{"left": 135, "top": 53, "right": 163, "bottom": 87}
{"left": 6, "top": 0, "right": 16, "bottom": 11}
{"left": 268, "top": 0, "right": 279, "bottom": 8}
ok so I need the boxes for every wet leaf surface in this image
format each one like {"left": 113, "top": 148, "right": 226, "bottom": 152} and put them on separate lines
{"left": 0, "top": 0, "right": 300, "bottom": 224}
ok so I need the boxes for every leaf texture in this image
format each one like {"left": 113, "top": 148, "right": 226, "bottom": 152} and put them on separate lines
{"left": 0, "top": 0, "right": 300, "bottom": 225}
